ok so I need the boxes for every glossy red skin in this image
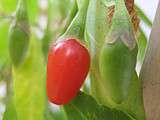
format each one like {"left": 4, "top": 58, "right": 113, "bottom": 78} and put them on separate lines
{"left": 47, "top": 38, "right": 90, "bottom": 105}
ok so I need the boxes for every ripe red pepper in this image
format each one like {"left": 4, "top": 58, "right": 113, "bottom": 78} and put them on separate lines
{"left": 47, "top": 38, "right": 90, "bottom": 105}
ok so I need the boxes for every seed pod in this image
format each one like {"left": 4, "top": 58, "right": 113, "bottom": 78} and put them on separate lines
{"left": 99, "top": 0, "right": 137, "bottom": 103}
{"left": 46, "top": 0, "right": 90, "bottom": 105}
{"left": 9, "top": 0, "right": 30, "bottom": 67}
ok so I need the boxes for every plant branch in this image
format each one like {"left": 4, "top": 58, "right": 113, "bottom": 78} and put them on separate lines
{"left": 140, "top": 1, "right": 160, "bottom": 120}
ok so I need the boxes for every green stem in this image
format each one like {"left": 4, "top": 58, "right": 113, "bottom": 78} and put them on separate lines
{"left": 61, "top": 0, "right": 78, "bottom": 35}
{"left": 16, "top": 0, "right": 28, "bottom": 21}
{"left": 62, "top": 0, "right": 89, "bottom": 41}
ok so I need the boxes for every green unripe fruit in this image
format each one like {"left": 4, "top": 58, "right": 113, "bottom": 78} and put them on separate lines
{"left": 9, "top": 0, "right": 30, "bottom": 67}
{"left": 9, "top": 25, "right": 29, "bottom": 66}
{"left": 99, "top": 40, "right": 137, "bottom": 103}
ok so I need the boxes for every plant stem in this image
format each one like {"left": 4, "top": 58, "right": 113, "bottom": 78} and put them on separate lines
{"left": 140, "top": 1, "right": 160, "bottom": 120}
{"left": 125, "top": 0, "right": 134, "bottom": 12}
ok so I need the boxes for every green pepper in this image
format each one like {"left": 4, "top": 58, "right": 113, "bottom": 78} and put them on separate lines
{"left": 8, "top": 0, "right": 30, "bottom": 67}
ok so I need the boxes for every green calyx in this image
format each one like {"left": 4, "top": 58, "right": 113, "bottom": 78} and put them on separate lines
{"left": 15, "top": 0, "right": 30, "bottom": 35}
{"left": 61, "top": 0, "right": 89, "bottom": 41}
{"left": 16, "top": 0, "right": 28, "bottom": 23}
{"left": 9, "top": 0, "right": 30, "bottom": 67}
{"left": 106, "top": 0, "right": 136, "bottom": 50}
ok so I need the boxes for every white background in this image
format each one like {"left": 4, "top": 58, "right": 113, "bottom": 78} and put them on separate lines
{"left": 135, "top": 0, "right": 159, "bottom": 38}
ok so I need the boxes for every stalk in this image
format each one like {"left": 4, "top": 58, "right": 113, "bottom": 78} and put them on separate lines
{"left": 61, "top": 0, "right": 89, "bottom": 41}
{"left": 140, "top": 1, "right": 160, "bottom": 120}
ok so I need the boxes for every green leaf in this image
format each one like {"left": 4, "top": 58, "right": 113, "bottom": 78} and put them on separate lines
{"left": 135, "top": 5, "right": 152, "bottom": 27}
{"left": 0, "top": 0, "right": 39, "bottom": 24}
{"left": 48, "top": 0, "right": 72, "bottom": 28}
{"left": 0, "top": 20, "right": 10, "bottom": 66}
{"left": 58, "top": 0, "right": 71, "bottom": 19}
{"left": 13, "top": 36, "right": 46, "bottom": 120}
{"left": 84, "top": 0, "right": 109, "bottom": 105}
{"left": 64, "top": 92, "right": 135, "bottom": 120}
{"left": 27, "top": 0, "right": 40, "bottom": 24}
{"left": 85, "top": 0, "right": 109, "bottom": 51}
{"left": 117, "top": 72, "right": 146, "bottom": 120}
{"left": 0, "top": 0, "right": 17, "bottom": 13}
{"left": 42, "top": 0, "right": 75, "bottom": 61}
{"left": 3, "top": 99, "right": 17, "bottom": 120}
{"left": 61, "top": 0, "right": 78, "bottom": 35}
{"left": 137, "top": 28, "right": 148, "bottom": 63}
{"left": 62, "top": 0, "right": 89, "bottom": 40}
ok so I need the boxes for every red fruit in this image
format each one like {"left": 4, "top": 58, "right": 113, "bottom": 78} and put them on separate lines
{"left": 47, "top": 38, "right": 90, "bottom": 105}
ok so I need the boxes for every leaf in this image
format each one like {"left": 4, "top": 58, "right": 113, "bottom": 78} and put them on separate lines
{"left": 27, "top": 0, "right": 40, "bottom": 24}
{"left": 58, "top": 0, "right": 71, "bottom": 19}
{"left": 2, "top": 65, "right": 16, "bottom": 120}
{"left": 64, "top": 92, "right": 135, "bottom": 120}
{"left": 0, "top": 0, "right": 39, "bottom": 24}
{"left": 0, "top": 20, "right": 10, "bottom": 66}
{"left": 62, "top": 0, "right": 89, "bottom": 40}
{"left": 85, "top": 0, "right": 110, "bottom": 106}
{"left": 137, "top": 28, "right": 148, "bottom": 64}
{"left": 42, "top": 0, "right": 75, "bottom": 61}
{"left": 135, "top": 5, "right": 152, "bottom": 27}
{"left": 61, "top": 0, "right": 78, "bottom": 35}
{"left": 0, "top": 0, "right": 17, "bottom": 13}
{"left": 117, "top": 72, "right": 146, "bottom": 120}
{"left": 3, "top": 98, "right": 17, "bottom": 120}
{"left": 13, "top": 36, "right": 46, "bottom": 120}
